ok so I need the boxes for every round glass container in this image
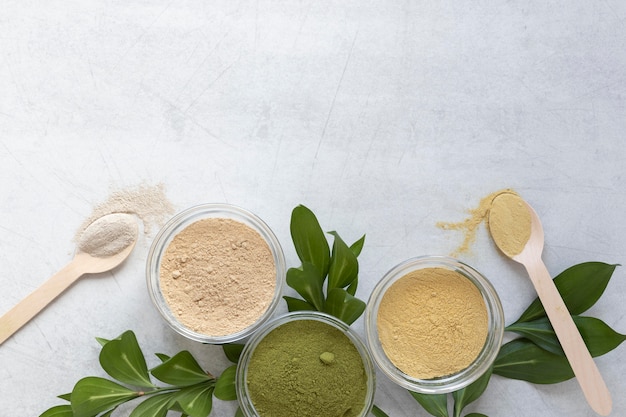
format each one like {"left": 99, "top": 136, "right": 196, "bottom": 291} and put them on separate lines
{"left": 365, "top": 256, "right": 504, "bottom": 394}
{"left": 146, "top": 203, "right": 286, "bottom": 344}
{"left": 236, "top": 311, "right": 376, "bottom": 417}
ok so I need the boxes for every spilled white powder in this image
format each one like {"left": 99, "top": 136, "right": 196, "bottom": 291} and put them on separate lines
{"left": 75, "top": 183, "right": 175, "bottom": 242}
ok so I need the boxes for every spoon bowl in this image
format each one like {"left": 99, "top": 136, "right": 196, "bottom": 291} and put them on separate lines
{"left": 510, "top": 200, "right": 544, "bottom": 264}
{"left": 75, "top": 242, "right": 137, "bottom": 274}
{"left": 0, "top": 213, "right": 138, "bottom": 345}
{"left": 489, "top": 194, "right": 612, "bottom": 416}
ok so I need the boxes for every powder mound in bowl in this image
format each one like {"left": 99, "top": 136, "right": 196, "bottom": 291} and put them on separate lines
{"left": 237, "top": 312, "right": 375, "bottom": 417}
{"left": 377, "top": 267, "right": 488, "bottom": 379}
{"left": 158, "top": 217, "right": 277, "bottom": 337}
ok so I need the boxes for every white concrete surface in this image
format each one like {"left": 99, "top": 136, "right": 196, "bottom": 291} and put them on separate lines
{"left": 1, "top": 1, "right": 625, "bottom": 416}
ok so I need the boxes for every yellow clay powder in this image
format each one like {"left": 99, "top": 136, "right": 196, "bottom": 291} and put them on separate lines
{"left": 488, "top": 192, "right": 532, "bottom": 257}
{"left": 377, "top": 267, "right": 488, "bottom": 379}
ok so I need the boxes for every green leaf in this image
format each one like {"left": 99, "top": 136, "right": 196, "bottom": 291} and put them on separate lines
{"left": 464, "top": 414, "right": 488, "bottom": 417}
{"left": 286, "top": 263, "right": 325, "bottom": 310}
{"left": 371, "top": 404, "right": 390, "bottom": 417}
{"left": 39, "top": 405, "right": 74, "bottom": 417}
{"left": 174, "top": 384, "right": 214, "bottom": 417}
{"left": 70, "top": 376, "right": 140, "bottom": 417}
{"left": 409, "top": 391, "right": 449, "bottom": 417}
{"left": 214, "top": 365, "right": 237, "bottom": 401}
{"left": 577, "top": 316, "right": 626, "bottom": 356}
{"left": 155, "top": 353, "right": 171, "bottom": 363}
{"left": 324, "top": 288, "right": 366, "bottom": 325}
{"left": 493, "top": 339, "right": 574, "bottom": 384}
{"left": 283, "top": 295, "right": 315, "bottom": 312}
{"left": 506, "top": 316, "right": 626, "bottom": 357}
{"left": 346, "top": 277, "right": 358, "bottom": 296}
{"left": 151, "top": 351, "right": 213, "bottom": 386}
{"left": 168, "top": 401, "right": 185, "bottom": 413}
{"left": 222, "top": 344, "right": 245, "bottom": 364}
{"left": 96, "top": 337, "right": 111, "bottom": 347}
{"left": 235, "top": 407, "right": 245, "bottom": 417}
{"left": 290, "top": 205, "right": 330, "bottom": 278}
{"left": 58, "top": 393, "right": 72, "bottom": 402}
{"left": 350, "top": 234, "right": 366, "bottom": 257}
{"left": 327, "top": 231, "right": 359, "bottom": 290}
{"left": 505, "top": 319, "right": 562, "bottom": 356}
{"left": 128, "top": 392, "right": 174, "bottom": 417}
{"left": 99, "top": 330, "right": 154, "bottom": 388}
{"left": 452, "top": 367, "right": 492, "bottom": 417}
{"left": 515, "top": 262, "right": 618, "bottom": 323}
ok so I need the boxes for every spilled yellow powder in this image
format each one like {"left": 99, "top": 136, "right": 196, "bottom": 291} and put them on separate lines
{"left": 377, "top": 267, "right": 488, "bottom": 379}
{"left": 488, "top": 192, "right": 531, "bottom": 257}
{"left": 437, "top": 189, "right": 517, "bottom": 256}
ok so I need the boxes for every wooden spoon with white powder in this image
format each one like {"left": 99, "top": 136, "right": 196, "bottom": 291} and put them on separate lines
{"left": 0, "top": 213, "right": 138, "bottom": 345}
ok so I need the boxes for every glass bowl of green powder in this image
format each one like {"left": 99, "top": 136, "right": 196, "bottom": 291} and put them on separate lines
{"left": 365, "top": 255, "right": 504, "bottom": 394}
{"left": 236, "top": 311, "right": 376, "bottom": 417}
{"left": 146, "top": 203, "right": 286, "bottom": 344}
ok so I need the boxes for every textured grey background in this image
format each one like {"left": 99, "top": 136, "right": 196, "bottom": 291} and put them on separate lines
{"left": 1, "top": 1, "right": 625, "bottom": 416}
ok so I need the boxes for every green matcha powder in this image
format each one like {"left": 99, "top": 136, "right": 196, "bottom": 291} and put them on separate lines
{"left": 246, "top": 319, "right": 368, "bottom": 417}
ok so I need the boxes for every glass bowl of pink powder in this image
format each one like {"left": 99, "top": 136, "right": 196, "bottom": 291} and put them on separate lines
{"left": 146, "top": 203, "right": 286, "bottom": 344}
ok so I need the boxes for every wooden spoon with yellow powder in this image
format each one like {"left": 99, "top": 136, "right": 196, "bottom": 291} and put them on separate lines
{"left": 489, "top": 193, "right": 612, "bottom": 416}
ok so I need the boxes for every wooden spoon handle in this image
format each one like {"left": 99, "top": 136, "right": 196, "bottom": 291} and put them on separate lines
{"left": 524, "top": 259, "right": 612, "bottom": 416}
{"left": 0, "top": 259, "right": 85, "bottom": 346}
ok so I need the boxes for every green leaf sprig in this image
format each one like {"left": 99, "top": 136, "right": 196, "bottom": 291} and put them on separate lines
{"left": 40, "top": 331, "right": 237, "bottom": 417}
{"left": 283, "top": 205, "right": 366, "bottom": 325}
{"left": 409, "top": 366, "right": 492, "bottom": 417}
{"left": 493, "top": 262, "right": 624, "bottom": 383}
{"left": 284, "top": 205, "right": 394, "bottom": 417}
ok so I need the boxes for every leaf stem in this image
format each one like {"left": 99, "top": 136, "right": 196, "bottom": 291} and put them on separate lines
{"left": 371, "top": 404, "right": 390, "bottom": 417}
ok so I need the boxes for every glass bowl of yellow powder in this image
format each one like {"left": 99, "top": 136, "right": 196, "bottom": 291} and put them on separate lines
{"left": 146, "top": 203, "right": 286, "bottom": 344}
{"left": 365, "top": 256, "right": 504, "bottom": 394}
{"left": 236, "top": 311, "right": 376, "bottom": 417}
